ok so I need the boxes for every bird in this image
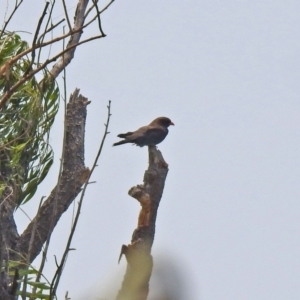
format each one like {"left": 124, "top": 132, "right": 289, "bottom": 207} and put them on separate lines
{"left": 113, "top": 117, "right": 174, "bottom": 147}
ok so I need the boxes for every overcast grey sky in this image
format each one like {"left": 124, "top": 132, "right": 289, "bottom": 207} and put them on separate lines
{"left": 2, "top": 0, "right": 300, "bottom": 299}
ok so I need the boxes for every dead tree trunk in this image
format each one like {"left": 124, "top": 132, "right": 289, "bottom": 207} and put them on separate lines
{"left": 117, "top": 146, "right": 169, "bottom": 300}
{"left": 0, "top": 89, "right": 90, "bottom": 299}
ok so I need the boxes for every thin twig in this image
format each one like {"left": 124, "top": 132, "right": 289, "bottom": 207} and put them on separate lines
{"left": 91, "top": 0, "right": 106, "bottom": 36}
{"left": 37, "top": 0, "right": 56, "bottom": 65}
{"left": 60, "top": 25, "right": 68, "bottom": 179}
{"left": 29, "top": 197, "right": 46, "bottom": 300}
{"left": 0, "top": 0, "right": 24, "bottom": 41}
{"left": 25, "top": 2, "right": 50, "bottom": 76}
{"left": 61, "top": 30, "right": 75, "bottom": 227}
{"left": 84, "top": 3, "right": 94, "bottom": 19}
{"left": 37, "top": 18, "right": 65, "bottom": 46}
{"left": 83, "top": 0, "right": 115, "bottom": 28}
{"left": 62, "top": 0, "right": 72, "bottom": 31}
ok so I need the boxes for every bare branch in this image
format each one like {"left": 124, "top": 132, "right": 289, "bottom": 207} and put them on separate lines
{"left": 15, "top": 89, "right": 90, "bottom": 262}
{"left": 83, "top": 0, "right": 115, "bottom": 29}
{"left": 36, "top": 0, "right": 56, "bottom": 61}
{"left": 117, "top": 146, "right": 169, "bottom": 300}
{"left": 0, "top": 34, "right": 103, "bottom": 108}
{"left": 49, "top": 0, "right": 90, "bottom": 78}
{"left": 0, "top": 27, "right": 83, "bottom": 79}
{"left": 0, "top": 0, "right": 116, "bottom": 109}
{"left": 50, "top": 99, "right": 111, "bottom": 298}
{"left": 37, "top": 18, "right": 66, "bottom": 43}
{"left": 92, "top": 0, "right": 106, "bottom": 36}
{"left": 25, "top": 2, "right": 50, "bottom": 76}
{"left": 0, "top": 0, "right": 24, "bottom": 41}
{"left": 62, "top": 0, "right": 72, "bottom": 32}
{"left": 0, "top": 0, "right": 115, "bottom": 82}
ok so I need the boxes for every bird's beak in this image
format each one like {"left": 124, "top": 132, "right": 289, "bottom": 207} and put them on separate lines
{"left": 170, "top": 121, "right": 174, "bottom": 126}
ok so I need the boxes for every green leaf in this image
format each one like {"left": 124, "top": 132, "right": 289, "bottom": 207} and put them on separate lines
{"left": 1, "top": 32, "right": 59, "bottom": 208}
{"left": 26, "top": 281, "right": 51, "bottom": 290}
{"left": 16, "top": 291, "right": 50, "bottom": 299}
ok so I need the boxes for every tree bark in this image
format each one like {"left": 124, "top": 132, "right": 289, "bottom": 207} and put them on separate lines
{"left": 16, "top": 89, "right": 90, "bottom": 261}
{"left": 117, "top": 146, "right": 169, "bottom": 300}
{"left": 49, "top": 0, "right": 90, "bottom": 79}
{"left": 0, "top": 89, "right": 90, "bottom": 299}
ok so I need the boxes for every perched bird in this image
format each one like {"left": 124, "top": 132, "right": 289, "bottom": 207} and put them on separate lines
{"left": 113, "top": 117, "right": 174, "bottom": 147}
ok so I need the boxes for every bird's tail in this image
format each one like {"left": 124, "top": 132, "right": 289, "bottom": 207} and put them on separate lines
{"left": 113, "top": 140, "right": 131, "bottom": 146}
{"left": 117, "top": 132, "right": 133, "bottom": 138}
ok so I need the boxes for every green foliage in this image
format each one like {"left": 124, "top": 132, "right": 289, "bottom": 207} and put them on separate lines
{"left": 7, "top": 260, "right": 53, "bottom": 300}
{"left": 0, "top": 32, "right": 59, "bottom": 207}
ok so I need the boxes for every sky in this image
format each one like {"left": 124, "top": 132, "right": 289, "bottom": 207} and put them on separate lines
{"left": 2, "top": 0, "right": 300, "bottom": 299}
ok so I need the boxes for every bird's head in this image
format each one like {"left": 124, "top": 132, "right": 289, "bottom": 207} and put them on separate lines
{"left": 150, "top": 117, "right": 174, "bottom": 127}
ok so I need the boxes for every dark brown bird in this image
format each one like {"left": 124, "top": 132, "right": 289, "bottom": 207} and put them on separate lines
{"left": 113, "top": 117, "right": 174, "bottom": 147}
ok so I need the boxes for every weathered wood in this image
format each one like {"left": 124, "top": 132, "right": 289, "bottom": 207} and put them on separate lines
{"left": 0, "top": 88, "right": 89, "bottom": 299}
{"left": 16, "top": 89, "right": 90, "bottom": 261}
{"left": 117, "top": 146, "right": 169, "bottom": 300}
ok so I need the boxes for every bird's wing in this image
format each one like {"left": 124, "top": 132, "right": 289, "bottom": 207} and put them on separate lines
{"left": 128, "top": 125, "right": 168, "bottom": 145}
